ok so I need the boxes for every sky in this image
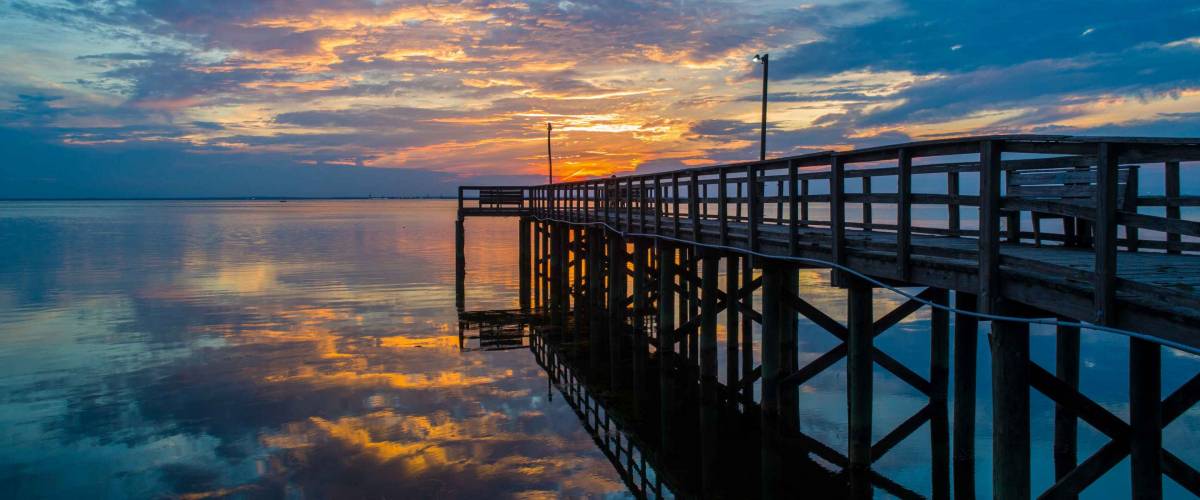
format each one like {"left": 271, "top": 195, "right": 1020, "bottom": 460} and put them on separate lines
{"left": 1, "top": 0, "right": 1200, "bottom": 197}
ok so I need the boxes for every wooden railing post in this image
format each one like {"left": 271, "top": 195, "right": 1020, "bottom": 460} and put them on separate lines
{"left": 788, "top": 159, "right": 799, "bottom": 254}
{"left": 978, "top": 140, "right": 1002, "bottom": 313}
{"left": 718, "top": 168, "right": 729, "bottom": 245}
{"left": 861, "top": 174, "right": 873, "bottom": 229}
{"left": 672, "top": 173, "right": 681, "bottom": 237}
{"left": 1166, "top": 161, "right": 1181, "bottom": 254}
{"left": 654, "top": 176, "right": 663, "bottom": 234}
{"left": 897, "top": 148, "right": 913, "bottom": 281}
{"left": 800, "top": 178, "right": 809, "bottom": 225}
{"left": 831, "top": 155, "right": 846, "bottom": 285}
{"left": 1095, "top": 142, "right": 1118, "bottom": 324}
{"left": 948, "top": 170, "right": 961, "bottom": 236}
{"left": 639, "top": 178, "right": 648, "bottom": 232}
{"left": 625, "top": 177, "right": 633, "bottom": 232}
{"left": 690, "top": 171, "right": 700, "bottom": 240}
{"left": 749, "top": 165, "right": 760, "bottom": 251}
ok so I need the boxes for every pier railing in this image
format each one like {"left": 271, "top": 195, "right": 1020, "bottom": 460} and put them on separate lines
{"left": 460, "top": 134, "right": 1200, "bottom": 346}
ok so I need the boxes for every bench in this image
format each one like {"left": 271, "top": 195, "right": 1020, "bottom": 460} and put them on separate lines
{"left": 1005, "top": 165, "right": 1138, "bottom": 246}
{"left": 478, "top": 188, "right": 525, "bottom": 208}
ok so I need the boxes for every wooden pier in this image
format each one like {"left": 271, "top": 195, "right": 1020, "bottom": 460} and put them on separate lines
{"left": 455, "top": 135, "right": 1200, "bottom": 499}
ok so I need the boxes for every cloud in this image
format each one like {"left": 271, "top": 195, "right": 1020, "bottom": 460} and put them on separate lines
{"left": 0, "top": 0, "right": 1198, "bottom": 196}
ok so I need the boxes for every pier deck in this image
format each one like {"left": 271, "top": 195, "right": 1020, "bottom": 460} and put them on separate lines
{"left": 456, "top": 134, "right": 1200, "bottom": 499}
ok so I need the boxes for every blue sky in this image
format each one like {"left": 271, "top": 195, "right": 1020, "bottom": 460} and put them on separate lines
{"left": 1, "top": 0, "right": 1199, "bottom": 197}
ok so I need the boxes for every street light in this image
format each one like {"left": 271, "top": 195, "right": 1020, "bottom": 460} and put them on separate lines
{"left": 753, "top": 53, "right": 768, "bottom": 161}
{"left": 546, "top": 122, "right": 553, "bottom": 184}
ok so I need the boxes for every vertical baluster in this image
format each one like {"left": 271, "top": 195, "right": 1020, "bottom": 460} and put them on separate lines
{"left": 898, "top": 148, "right": 913, "bottom": 281}
{"left": 789, "top": 160, "right": 799, "bottom": 255}
{"left": 978, "top": 140, "right": 1002, "bottom": 313}
{"left": 1166, "top": 161, "right": 1181, "bottom": 254}
{"left": 718, "top": 168, "right": 729, "bottom": 246}
{"left": 1095, "top": 143, "right": 1117, "bottom": 324}
{"left": 831, "top": 156, "right": 846, "bottom": 285}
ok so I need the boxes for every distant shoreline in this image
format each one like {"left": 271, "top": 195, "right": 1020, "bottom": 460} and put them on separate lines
{"left": 0, "top": 196, "right": 457, "bottom": 201}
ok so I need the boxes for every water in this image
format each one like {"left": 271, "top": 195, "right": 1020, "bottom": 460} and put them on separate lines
{"left": 2, "top": 200, "right": 1199, "bottom": 498}
{"left": 0, "top": 200, "right": 627, "bottom": 498}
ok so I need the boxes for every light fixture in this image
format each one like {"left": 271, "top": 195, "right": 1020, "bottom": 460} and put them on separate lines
{"left": 752, "top": 54, "right": 764, "bottom": 64}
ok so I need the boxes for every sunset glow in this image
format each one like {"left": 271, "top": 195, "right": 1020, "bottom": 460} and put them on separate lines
{"left": 1, "top": 1, "right": 1199, "bottom": 197}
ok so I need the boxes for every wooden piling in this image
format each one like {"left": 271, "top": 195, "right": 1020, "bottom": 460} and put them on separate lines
{"left": 760, "top": 259, "right": 784, "bottom": 500}
{"left": 953, "top": 291, "right": 979, "bottom": 499}
{"left": 991, "top": 304, "right": 1031, "bottom": 500}
{"left": 657, "top": 241, "right": 676, "bottom": 456}
{"left": 633, "top": 238, "right": 649, "bottom": 417}
{"left": 519, "top": 217, "right": 531, "bottom": 310}
{"left": 847, "top": 278, "right": 874, "bottom": 473}
{"left": 609, "top": 233, "right": 627, "bottom": 389}
{"left": 1054, "top": 322, "right": 1080, "bottom": 486}
{"left": 780, "top": 265, "right": 799, "bottom": 433}
{"left": 1130, "top": 338, "right": 1162, "bottom": 499}
{"left": 455, "top": 218, "right": 465, "bottom": 310}
{"left": 557, "top": 224, "right": 571, "bottom": 329}
{"left": 741, "top": 256, "right": 754, "bottom": 397}
{"left": 726, "top": 254, "right": 740, "bottom": 392}
{"left": 699, "top": 250, "right": 719, "bottom": 493}
{"left": 931, "top": 288, "right": 950, "bottom": 500}
{"left": 588, "top": 228, "right": 605, "bottom": 371}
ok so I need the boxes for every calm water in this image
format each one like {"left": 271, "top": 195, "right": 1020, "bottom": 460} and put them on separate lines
{"left": 2, "top": 200, "right": 1199, "bottom": 498}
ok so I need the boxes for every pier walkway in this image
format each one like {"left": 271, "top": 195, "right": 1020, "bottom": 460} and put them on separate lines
{"left": 455, "top": 135, "right": 1200, "bottom": 499}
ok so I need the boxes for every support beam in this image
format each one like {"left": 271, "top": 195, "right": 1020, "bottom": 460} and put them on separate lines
{"left": 992, "top": 304, "right": 1031, "bottom": 500}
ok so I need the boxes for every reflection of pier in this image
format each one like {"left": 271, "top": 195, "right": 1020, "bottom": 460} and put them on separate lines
{"left": 456, "top": 136, "right": 1200, "bottom": 498}
{"left": 456, "top": 309, "right": 535, "bottom": 352}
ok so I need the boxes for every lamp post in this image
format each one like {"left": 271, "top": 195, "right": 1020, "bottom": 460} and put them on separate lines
{"left": 753, "top": 53, "right": 769, "bottom": 161}
{"left": 546, "top": 122, "right": 553, "bottom": 184}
